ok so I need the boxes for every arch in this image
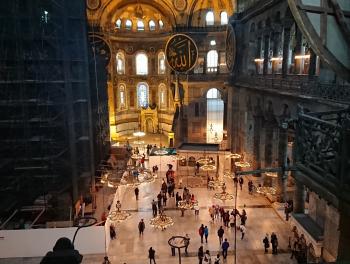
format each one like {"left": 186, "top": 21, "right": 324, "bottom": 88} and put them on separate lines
{"left": 158, "top": 51, "right": 166, "bottom": 74}
{"left": 274, "top": 11, "right": 281, "bottom": 24}
{"left": 116, "top": 51, "right": 125, "bottom": 74}
{"left": 265, "top": 18, "right": 271, "bottom": 28}
{"left": 136, "top": 52, "right": 148, "bottom": 75}
{"left": 137, "top": 82, "right": 149, "bottom": 108}
{"left": 207, "top": 50, "right": 218, "bottom": 73}
{"left": 158, "top": 20, "right": 164, "bottom": 29}
{"left": 206, "top": 88, "right": 224, "bottom": 143}
{"left": 250, "top": 23, "right": 255, "bottom": 33}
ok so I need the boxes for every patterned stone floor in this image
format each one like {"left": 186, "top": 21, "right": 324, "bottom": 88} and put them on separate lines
{"left": 0, "top": 160, "right": 297, "bottom": 264}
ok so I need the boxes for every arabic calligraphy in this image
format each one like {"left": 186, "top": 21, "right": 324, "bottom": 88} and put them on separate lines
{"left": 165, "top": 34, "right": 198, "bottom": 73}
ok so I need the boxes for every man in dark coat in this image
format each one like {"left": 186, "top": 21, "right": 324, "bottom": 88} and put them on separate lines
{"left": 148, "top": 247, "right": 156, "bottom": 264}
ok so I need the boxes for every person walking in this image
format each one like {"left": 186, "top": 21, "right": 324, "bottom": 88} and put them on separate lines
{"left": 239, "top": 177, "right": 244, "bottom": 190}
{"left": 199, "top": 224, "right": 205, "bottom": 243}
{"left": 221, "top": 238, "right": 230, "bottom": 259}
{"left": 138, "top": 219, "right": 145, "bottom": 236}
{"left": 184, "top": 234, "right": 190, "bottom": 255}
{"left": 263, "top": 234, "right": 270, "bottom": 253}
{"left": 271, "top": 232, "right": 278, "bottom": 254}
{"left": 152, "top": 199, "right": 157, "bottom": 217}
{"left": 217, "top": 226, "right": 224, "bottom": 245}
{"left": 203, "top": 250, "right": 211, "bottom": 264}
{"left": 162, "top": 193, "right": 167, "bottom": 207}
{"left": 198, "top": 246, "right": 204, "bottom": 264}
{"left": 134, "top": 187, "right": 139, "bottom": 200}
{"left": 148, "top": 247, "right": 156, "bottom": 264}
{"left": 240, "top": 224, "right": 246, "bottom": 240}
{"left": 214, "top": 253, "right": 221, "bottom": 264}
{"left": 204, "top": 226, "right": 209, "bottom": 243}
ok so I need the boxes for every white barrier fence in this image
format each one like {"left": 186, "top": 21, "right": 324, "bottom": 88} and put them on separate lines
{"left": 0, "top": 225, "right": 105, "bottom": 258}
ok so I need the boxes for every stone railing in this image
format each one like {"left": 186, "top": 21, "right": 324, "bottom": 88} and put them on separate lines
{"left": 234, "top": 75, "right": 350, "bottom": 103}
{"left": 174, "top": 25, "right": 227, "bottom": 33}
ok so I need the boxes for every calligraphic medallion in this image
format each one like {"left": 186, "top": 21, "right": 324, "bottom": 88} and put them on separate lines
{"left": 165, "top": 34, "right": 198, "bottom": 73}
{"left": 173, "top": 0, "right": 187, "bottom": 12}
{"left": 225, "top": 23, "right": 236, "bottom": 72}
{"left": 87, "top": 0, "right": 100, "bottom": 10}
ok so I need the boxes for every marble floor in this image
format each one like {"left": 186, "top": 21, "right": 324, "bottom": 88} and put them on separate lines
{"left": 0, "top": 168, "right": 297, "bottom": 264}
{"left": 105, "top": 174, "right": 297, "bottom": 264}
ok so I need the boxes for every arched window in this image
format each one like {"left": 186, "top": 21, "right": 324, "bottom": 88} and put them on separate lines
{"left": 137, "top": 20, "right": 144, "bottom": 31}
{"left": 206, "top": 88, "right": 224, "bottom": 143}
{"left": 220, "top": 11, "right": 228, "bottom": 25}
{"left": 206, "top": 11, "right": 214, "bottom": 26}
{"left": 116, "top": 52, "right": 125, "bottom": 74}
{"left": 137, "top": 82, "right": 149, "bottom": 108}
{"left": 149, "top": 20, "right": 156, "bottom": 31}
{"left": 158, "top": 52, "right": 166, "bottom": 74}
{"left": 207, "top": 50, "right": 218, "bottom": 73}
{"left": 115, "top": 19, "right": 122, "bottom": 29}
{"left": 136, "top": 52, "right": 148, "bottom": 75}
{"left": 159, "top": 20, "right": 164, "bottom": 29}
{"left": 118, "top": 84, "right": 126, "bottom": 109}
{"left": 159, "top": 84, "right": 167, "bottom": 109}
{"left": 125, "top": 19, "right": 132, "bottom": 30}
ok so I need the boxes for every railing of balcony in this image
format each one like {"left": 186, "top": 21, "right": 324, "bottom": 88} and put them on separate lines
{"left": 235, "top": 75, "right": 350, "bottom": 103}
{"left": 296, "top": 108, "right": 350, "bottom": 185}
{"left": 174, "top": 26, "right": 227, "bottom": 33}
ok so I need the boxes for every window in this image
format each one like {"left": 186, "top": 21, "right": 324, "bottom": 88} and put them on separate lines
{"left": 41, "top": 10, "right": 49, "bottom": 24}
{"left": 137, "top": 20, "right": 144, "bottom": 31}
{"left": 125, "top": 19, "right": 132, "bottom": 30}
{"left": 210, "top": 40, "right": 216, "bottom": 46}
{"left": 159, "top": 20, "right": 164, "bottom": 29}
{"left": 158, "top": 52, "right": 166, "bottom": 74}
{"left": 159, "top": 84, "right": 167, "bottom": 109}
{"left": 207, "top": 50, "right": 218, "bottom": 73}
{"left": 220, "top": 11, "right": 228, "bottom": 25}
{"left": 116, "top": 52, "right": 125, "bottom": 74}
{"left": 206, "top": 11, "right": 214, "bottom": 26}
{"left": 206, "top": 88, "right": 224, "bottom": 143}
{"left": 115, "top": 19, "right": 122, "bottom": 29}
{"left": 137, "top": 83, "right": 149, "bottom": 108}
{"left": 119, "top": 84, "right": 126, "bottom": 109}
{"left": 136, "top": 52, "right": 148, "bottom": 75}
{"left": 149, "top": 20, "right": 156, "bottom": 31}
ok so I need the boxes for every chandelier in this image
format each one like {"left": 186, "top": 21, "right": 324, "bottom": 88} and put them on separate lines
{"left": 108, "top": 210, "right": 131, "bottom": 223}
{"left": 133, "top": 131, "right": 146, "bottom": 137}
{"left": 154, "top": 149, "right": 168, "bottom": 155}
{"left": 178, "top": 200, "right": 198, "bottom": 210}
{"left": 200, "top": 164, "right": 216, "bottom": 171}
{"left": 225, "top": 153, "right": 241, "bottom": 159}
{"left": 173, "top": 155, "right": 186, "bottom": 161}
{"left": 131, "top": 153, "right": 143, "bottom": 160}
{"left": 256, "top": 186, "right": 277, "bottom": 195}
{"left": 234, "top": 161, "right": 251, "bottom": 168}
{"left": 150, "top": 212, "right": 174, "bottom": 230}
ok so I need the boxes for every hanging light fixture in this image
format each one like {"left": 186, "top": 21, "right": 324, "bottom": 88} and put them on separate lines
{"left": 133, "top": 131, "right": 146, "bottom": 137}
{"left": 234, "top": 161, "right": 251, "bottom": 168}
{"left": 154, "top": 148, "right": 168, "bottom": 155}
{"left": 149, "top": 212, "right": 174, "bottom": 230}
{"left": 200, "top": 164, "right": 216, "bottom": 171}
{"left": 225, "top": 153, "right": 241, "bottom": 159}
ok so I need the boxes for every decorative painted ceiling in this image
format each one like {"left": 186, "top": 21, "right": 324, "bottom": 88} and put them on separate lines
{"left": 86, "top": 0, "right": 235, "bottom": 29}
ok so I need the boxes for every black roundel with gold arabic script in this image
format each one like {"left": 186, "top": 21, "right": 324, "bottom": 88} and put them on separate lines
{"left": 165, "top": 34, "right": 198, "bottom": 73}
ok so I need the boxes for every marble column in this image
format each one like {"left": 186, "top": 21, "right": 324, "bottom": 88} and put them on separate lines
{"left": 282, "top": 27, "right": 291, "bottom": 77}
{"left": 276, "top": 124, "right": 288, "bottom": 202}
{"left": 293, "top": 177, "right": 305, "bottom": 213}
{"left": 294, "top": 27, "right": 302, "bottom": 74}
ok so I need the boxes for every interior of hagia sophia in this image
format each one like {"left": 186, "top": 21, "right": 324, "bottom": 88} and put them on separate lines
{"left": 0, "top": 0, "right": 349, "bottom": 263}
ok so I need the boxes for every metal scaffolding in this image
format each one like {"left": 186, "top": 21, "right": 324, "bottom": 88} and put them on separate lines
{"left": 0, "top": 0, "right": 110, "bottom": 219}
